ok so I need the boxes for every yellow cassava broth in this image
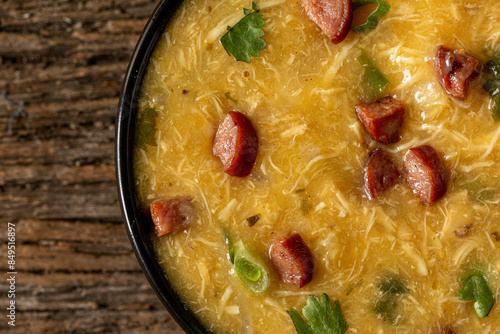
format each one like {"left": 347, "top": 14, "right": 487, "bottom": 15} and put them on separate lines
{"left": 134, "top": 0, "right": 500, "bottom": 333}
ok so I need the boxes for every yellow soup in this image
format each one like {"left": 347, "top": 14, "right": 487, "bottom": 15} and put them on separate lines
{"left": 134, "top": 0, "right": 500, "bottom": 332}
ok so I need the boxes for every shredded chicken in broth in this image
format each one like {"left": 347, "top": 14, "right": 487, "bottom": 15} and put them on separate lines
{"left": 134, "top": 0, "right": 500, "bottom": 332}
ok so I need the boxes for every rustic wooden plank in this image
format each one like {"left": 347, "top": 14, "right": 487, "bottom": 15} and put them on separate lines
{"left": 0, "top": 141, "right": 115, "bottom": 166}
{"left": 0, "top": 165, "right": 116, "bottom": 186}
{"left": 15, "top": 271, "right": 150, "bottom": 289}
{"left": 2, "top": 219, "right": 129, "bottom": 244}
{"left": 0, "top": 185, "right": 121, "bottom": 221}
{"left": 0, "top": 0, "right": 187, "bottom": 332}
{"left": 0, "top": 217, "right": 184, "bottom": 333}
{"left": 3, "top": 310, "right": 185, "bottom": 334}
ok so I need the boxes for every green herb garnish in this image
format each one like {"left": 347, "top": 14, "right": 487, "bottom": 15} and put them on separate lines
{"left": 374, "top": 273, "right": 409, "bottom": 324}
{"left": 483, "top": 58, "right": 500, "bottom": 121}
{"left": 233, "top": 240, "right": 270, "bottom": 294}
{"left": 458, "top": 274, "right": 495, "bottom": 318}
{"left": 225, "top": 92, "right": 239, "bottom": 105}
{"left": 223, "top": 229, "right": 270, "bottom": 294}
{"left": 352, "top": 0, "right": 390, "bottom": 32}
{"left": 236, "top": 257, "right": 262, "bottom": 281}
{"left": 461, "top": 180, "right": 497, "bottom": 203}
{"left": 222, "top": 228, "right": 236, "bottom": 263}
{"left": 378, "top": 274, "right": 410, "bottom": 294}
{"left": 220, "top": 2, "right": 266, "bottom": 63}
{"left": 135, "top": 107, "right": 158, "bottom": 150}
{"left": 288, "top": 294, "right": 348, "bottom": 334}
{"left": 357, "top": 51, "right": 390, "bottom": 99}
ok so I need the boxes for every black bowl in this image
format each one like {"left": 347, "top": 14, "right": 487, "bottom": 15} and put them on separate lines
{"left": 116, "top": 0, "right": 210, "bottom": 333}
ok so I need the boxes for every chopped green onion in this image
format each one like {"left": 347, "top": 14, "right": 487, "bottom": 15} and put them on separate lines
{"left": 234, "top": 241, "right": 270, "bottom": 294}
{"left": 352, "top": 0, "right": 390, "bottom": 32}
{"left": 135, "top": 107, "right": 158, "bottom": 150}
{"left": 357, "top": 51, "right": 389, "bottom": 99}
{"left": 222, "top": 228, "right": 270, "bottom": 294}
{"left": 489, "top": 95, "right": 500, "bottom": 122}
{"left": 222, "top": 228, "right": 236, "bottom": 264}
{"left": 236, "top": 258, "right": 262, "bottom": 281}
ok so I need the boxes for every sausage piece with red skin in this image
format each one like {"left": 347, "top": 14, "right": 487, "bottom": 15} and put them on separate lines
{"left": 355, "top": 96, "right": 405, "bottom": 144}
{"left": 364, "top": 149, "right": 399, "bottom": 200}
{"left": 150, "top": 197, "right": 196, "bottom": 236}
{"left": 435, "top": 45, "right": 480, "bottom": 101}
{"left": 404, "top": 145, "right": 448, "bottom": 205}
{"left": 270, "top": 232, "right": 314, "bottom": 288}
{"left": 301, "top": 0, "right": 352, "bottom": 44}
{"left": 213, "top": 111, "right": 258, "bottom": 177}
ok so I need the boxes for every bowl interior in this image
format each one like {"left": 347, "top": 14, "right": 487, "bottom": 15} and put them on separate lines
{"left": 116, "top": 0, "right": 209, "bottom": 333}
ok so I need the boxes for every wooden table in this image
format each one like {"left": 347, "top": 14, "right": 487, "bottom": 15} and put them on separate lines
{"left": 1, "top": 1, "right": 183, "bottom": 332}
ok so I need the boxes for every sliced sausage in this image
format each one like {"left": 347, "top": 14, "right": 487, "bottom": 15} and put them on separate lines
{"left": 435, "top": 45, "right": 480, "bottom": 101}
{"left": 355, "top": 96, "right": 405, "bottom": 144}
{"left": 213, "top": 111, "right": 258, "bottom": 177}
{"left": 150, "top": 197, "right": 196, "bottom": 236}
{"left": 301, "top": 0, "right": 352, "bottom": 44}
{"left": 270, "top": 232, "right": 314, "bottom": 288}
{"left": 404, "top": 145, "right": 448, "bottom": 205}
{"left": 363, "top": 149, "right": 399, "bottom": 200}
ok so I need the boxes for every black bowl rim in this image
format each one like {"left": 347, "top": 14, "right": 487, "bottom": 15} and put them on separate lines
{"left": 116, "top": 0, "right": 209, "bottom": 333}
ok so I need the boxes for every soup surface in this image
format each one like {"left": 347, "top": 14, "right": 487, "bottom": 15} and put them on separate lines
{"left": 134, "top": 0, "right": 500, "bottom": 333}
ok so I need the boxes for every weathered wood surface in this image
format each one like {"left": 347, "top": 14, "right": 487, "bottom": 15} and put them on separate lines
{"left": 0, "top": 1, "right": 184, "bottom": 332}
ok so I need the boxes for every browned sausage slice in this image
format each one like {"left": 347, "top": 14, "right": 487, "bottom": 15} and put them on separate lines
{"left": 150, "top": 197, "right": 196, "bottom": 236}
{"left": 301, "top": 0, "right": 352, "bottom": 44}
{"left": 270, "top": 232, "right": 314, "bottom": 288}
{"left": 355, "top": 96, "right": 405, "bottom": 144}
{"left": 435, "top": 45, "right": 480, "bottom": 101}
{"left": 363, "top": 149, "right": 399, "bottom": 200}
{"left": 404, "top": 146, "right": 448, "bottom": 205}
{"left": 213, "top": 111, "right": 258, "bottom": 177}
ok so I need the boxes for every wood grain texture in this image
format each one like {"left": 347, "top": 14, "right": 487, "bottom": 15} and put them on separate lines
{"left": 0, "top": 0, "right": 185, "bottom": 332}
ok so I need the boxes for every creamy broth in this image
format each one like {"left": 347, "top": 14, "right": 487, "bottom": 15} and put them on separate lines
{"left": 134, "top": 0, "right": 500, "bottom": 333}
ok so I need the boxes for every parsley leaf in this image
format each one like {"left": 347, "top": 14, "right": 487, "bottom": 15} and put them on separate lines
{"left": 458, "top": 274, "right": 495, "bottom": 318}
{"left": 220, "top": 2, "right": 266, "bottom": 63}
{"left": 288, "top": 294, "right": 348, "bottom": 334}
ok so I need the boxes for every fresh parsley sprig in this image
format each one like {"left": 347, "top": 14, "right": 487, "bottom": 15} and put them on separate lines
{"left": 220, "top": 2, "right": 266, "bottom": 63}
{"left": 288, "top": 294, "right": 348, "bottom": 334}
